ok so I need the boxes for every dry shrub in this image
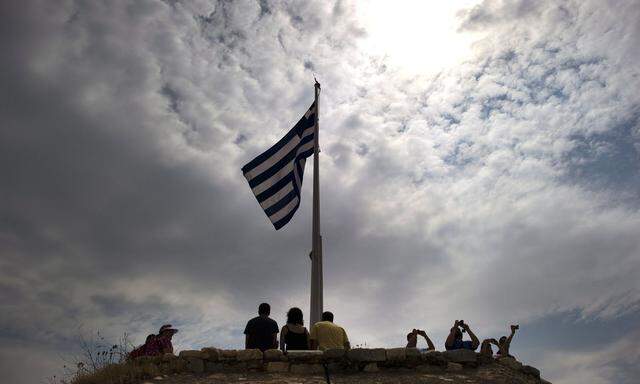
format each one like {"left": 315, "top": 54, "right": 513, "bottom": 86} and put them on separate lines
{"left": 70, "top": 361, "right": 160, "bottom": 384}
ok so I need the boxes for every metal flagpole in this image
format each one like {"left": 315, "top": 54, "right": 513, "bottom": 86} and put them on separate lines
{"left": 310, "top": 79, "right": 323, "bottom": 326}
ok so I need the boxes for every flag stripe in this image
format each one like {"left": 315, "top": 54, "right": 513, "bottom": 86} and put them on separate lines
{"left": 268, "top": 195, "right": 299, "bottom": 222}
{"left": 264, "top": 188, "right": 297, "bottom": 217}
{"left": 259, "top": 181, "right": 294, "bottom": 211}
{"left": 244, "top": 128, "right": 314, "bottom": 181}
{"left": 255, "top": 172, "right": 294, "bottom": 202}
{"left": 241, "top": 103, "right": 315, "bottom": 174}
{"left": 250, "top": 162, "right": 295, "bottom": 196}
{"left": 273, "top": 199, "right": 300, "bottom": 230}
{"left": 248, "top": 133, "right": 314, "bottom": 189}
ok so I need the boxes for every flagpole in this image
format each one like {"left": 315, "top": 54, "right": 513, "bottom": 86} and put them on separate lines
{"left": 310, "top": 79, "right": 323, "bottom": 326}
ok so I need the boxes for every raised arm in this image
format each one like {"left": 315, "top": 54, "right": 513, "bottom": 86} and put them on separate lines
{"left": 418, "top": 330, "right": 435, "bottom": 351}
{"left": 462, "top": 323, "right": 480, "bottom": 350}
{"left": 506, "top": 325, "right": 517, "bottom": 345}
{"left": 445, "top": 320, "right": 459, "bottom": 349}
{"left": 500, "top": 325, "right": 518, "bottom": 355}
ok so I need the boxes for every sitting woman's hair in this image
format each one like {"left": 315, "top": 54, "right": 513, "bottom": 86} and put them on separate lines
{"left": 286, "top": 307, "right": 304, "bottom": 325}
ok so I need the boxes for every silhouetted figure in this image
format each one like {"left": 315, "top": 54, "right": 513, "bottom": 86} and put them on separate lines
{"left": 406, "top": 329, "right": 435, "bottom": 350}
{"left": 309, "top": 311, "right": 350, "bottom": 351}
{"left": 480, "top": 324, "right": 519, "bottom": 357}
{"left": 445, "top": 320, "right": 479, "bottom": 351}
{"left": 497, "top": 324, "right": 518, "bottom": 357}
{"left": 128, "top": 324, "right": 178, "bottom": 359}
{"left": 280, "top": 307, "right": 310, "bottom": 351}
{"left": 156, "top": 324, "right": 178, "bottom": 354}
{"left": 244, "top": 303, "right": 279, "bottom": 351}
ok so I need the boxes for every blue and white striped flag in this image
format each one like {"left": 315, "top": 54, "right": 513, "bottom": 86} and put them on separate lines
{"left": 242, "top": 102, "right": 316, "bottom": 230}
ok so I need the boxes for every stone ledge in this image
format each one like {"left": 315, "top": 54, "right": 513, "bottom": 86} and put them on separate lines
{"left": 133, "top": 348, "right": 543, "bottom": 379}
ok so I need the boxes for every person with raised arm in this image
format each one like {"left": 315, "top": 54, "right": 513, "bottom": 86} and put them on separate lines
{"left": 445, "top": 320, "right": 479, "bottom": 351}
{"left": 406, "top": 329, "right": 436, "bottom": 350}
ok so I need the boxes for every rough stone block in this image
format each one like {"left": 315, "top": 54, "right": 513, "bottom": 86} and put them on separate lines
{"left": 287, "top": 350, "right": 323, "bottom": 363}
{"left": 205, "top": 362, "right": 223, "bottom": 372}
{"left": 168, "top": 358, "right": 187, "bottom": 372}
{"left": 246, "top": 360, "right": 264, "bottom": 370}
{"left": 443, "top": 349, "right": 477, "bottom": 363}
{"left": 323, "top": 348, "right": 346, "bottom": 360}
{"left": 201, "top": 347, "right": 220, "bottom": 361}
{"left": 220, "top": 349, "right": 238, "bottom": 360}
{"left": 179, "top": 350, "right": 205, "bottom": 359}
{"left": 363, "top": 362, "right": 379, "bottom": 372}
{"left": 347, "top": 348, "right": 386, "bottom": 362}
{"left": 185, "top": 357, "right": 204, "bottom": 373}
{"left": 446, "top": 362, "right": 463, "bottom": 372}
{"left": 290, "top": 363, "right": 324, "bottom": 374}
{"left": 385, "top": 348, "right": 406, "bottom": 362}
{"left": 522, "top": 365, "right": 540, "bottom": 378}
{"left": 237, "top": 349, "right": 263, "bottom": 361}
{"left": 266, "top": 362, "right": 290, "bottom": 372}
{"left": 263, "top": 349, "right": 284, "bottom": 361}
{"left": 422, "top": 351, "right": 447, "bottom": 367}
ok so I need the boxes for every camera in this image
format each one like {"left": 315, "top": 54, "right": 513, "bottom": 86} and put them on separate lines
{"left": 458, "top": 320, "right": 466, "bottom": 333}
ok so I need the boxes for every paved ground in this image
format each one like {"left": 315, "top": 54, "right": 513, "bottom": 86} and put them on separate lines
{"left": 142, "top": 366, "right": 542, "bottom": 384}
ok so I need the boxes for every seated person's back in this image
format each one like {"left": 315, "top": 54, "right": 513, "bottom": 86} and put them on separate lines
{"left": 244, "top": 303, "right": 279, "bottom": 351}
{"left": 309, "top": 311, "right": 349, "bottom": 350}
{"left": 281, "top": 307, "right": 309, "bottom": 351}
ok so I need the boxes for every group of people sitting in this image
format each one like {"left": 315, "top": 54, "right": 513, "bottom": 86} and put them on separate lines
{"left": 129, "top": 304, "right": 518, "bottom": 359}
{"left": 244, "top": 303, "right": 518, "bottom": 358}
{"left": 128, "top": 324, "right": 178, "bottom": 359}
{"left": 244, "top": 303, "right": 349, "bottom": 351}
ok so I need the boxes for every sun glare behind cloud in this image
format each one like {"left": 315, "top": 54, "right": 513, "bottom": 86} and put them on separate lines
{"left": 359, "top": 0, "right": 483, "bottom": 75}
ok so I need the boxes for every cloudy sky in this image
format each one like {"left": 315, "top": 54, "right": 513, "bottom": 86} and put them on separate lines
{"left": 1, "top": 0, "right": 639, "bottom": 383}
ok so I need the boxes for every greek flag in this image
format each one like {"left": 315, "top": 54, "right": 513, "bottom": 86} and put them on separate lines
{"left": 242, "top": 102, "right": 316, "bottom": 230}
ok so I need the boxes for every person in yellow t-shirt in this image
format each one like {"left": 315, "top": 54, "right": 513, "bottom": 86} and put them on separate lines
{"left": 309, "top": 311, "right": 350, "bottom": 350}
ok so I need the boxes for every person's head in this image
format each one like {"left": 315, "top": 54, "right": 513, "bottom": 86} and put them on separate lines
{"left": 286, "top": 307, "right": 304, "bottom": 325}
{"left": 158, "top": 324, "right": 178, "bottom": 339}
{"left": 499, "top": 336, "right": 507, "bottom": 344}
{"left": 258, "top": 303, "right": 271, "bottom": 316}
{"left": 321, "top": 311, "right": 334, "bottom": 322}
{"left": 406, "top": 331, "right": 417, "bottom": 343}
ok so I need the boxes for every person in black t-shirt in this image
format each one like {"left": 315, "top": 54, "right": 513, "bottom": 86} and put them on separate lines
{"left": 244, "top": 303, "right": 279, "bottom": 351}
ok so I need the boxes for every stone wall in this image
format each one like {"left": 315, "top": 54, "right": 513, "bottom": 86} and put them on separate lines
{"left": 133, "top": 348, "right": 542, "bottom": 380}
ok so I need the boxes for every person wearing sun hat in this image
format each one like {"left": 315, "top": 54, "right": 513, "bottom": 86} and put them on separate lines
{"left": 156, "top": 324, "right": 178, "bottom": 354}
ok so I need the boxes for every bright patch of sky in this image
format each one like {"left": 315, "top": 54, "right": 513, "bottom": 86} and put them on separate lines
{"left": 359, "top": 0, "right": 484, "bottom": 74}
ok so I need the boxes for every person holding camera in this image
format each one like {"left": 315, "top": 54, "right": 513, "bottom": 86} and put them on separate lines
{"left": 497, "top": 324, "right": 519, "bottom": 357}
{"left": 445, "top": 320, "right": 480, "bottom": 351}
{"left": 406, "top": 328, "right": 435, "bottom": 350}
{"left": 480, "top": 324, "right": 519, "bottom": 357}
